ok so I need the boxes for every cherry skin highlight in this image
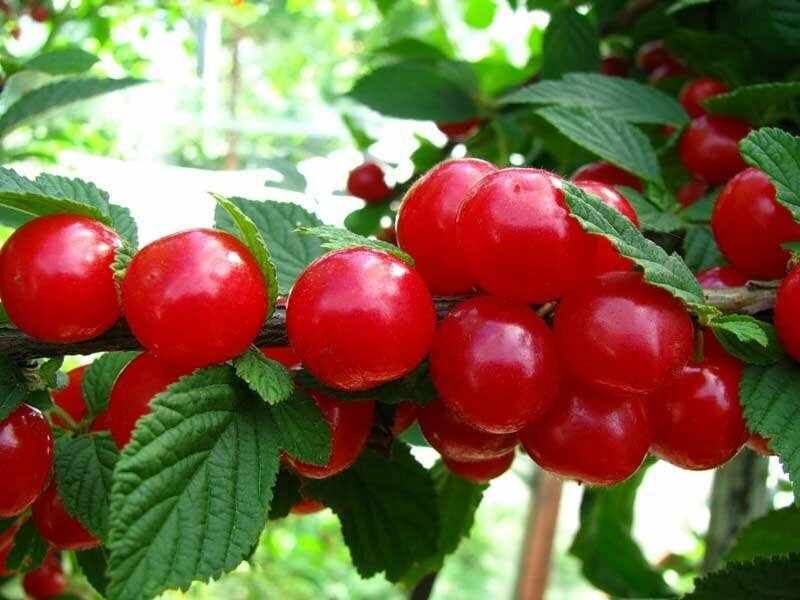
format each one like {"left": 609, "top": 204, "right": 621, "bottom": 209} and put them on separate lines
{"left": 284, "top": 391, "right": 374, "bottom": 479}
{"left": 649, "top": 359, "right": 747, "bottom": 470}
{"left": 418, "top": 399, "right": 518, "bottom": 461}
{"left": 32, "top": 481, "right": 99, "bottom": 551}
{"left": 712, "top": 168, "right": 800, "bottom": 279}
{"left": 430, "top": 296, "right": 562, "bottom": 434}
{"left": 122, "top": 229, "right": 268, "bottom": 369}
{"left": 679, "top": 115, "right": 751, "bottom": 184}
{"left": 397, "top": 158, "right": 496, "bottom": 294}
{"left": 0, "top": 214, "right": 121, "bottom": 343}
{"left": 554, "top": 272, "right": 694, "bottom": 396}
{"left": 457, "top": 168, "right": 594, "bottom": 303}
{"left": 520, "top": 383, "right": 652, "bottom": 486}
{"left": 106, "top": 352, "right": 193, "bottom": 448}
{"left": 680, "top": 78, "right": 729, "bottom": 118}
{"left": 572, "top": 161, "right": 643, "bottom": 192}
{"left": 347, "top": 162, "right": 391, "bottom": 203}
{"left": 775, "top": 265, "right": 800, "bottom": 362}
{"left": 443, "top": 452, "right": 515, "bottom": 483}
{"left": 287, "top": 248, "right": 436, "bottom": 391}
{"left": 0, "top": 404, "right": 53, "bottom": 517}
{"left": 437, "top": 119, "right": 483, "bottom": 142}
{"left": 677, "top": 178, "right": 708, "bottom": 208}
{"left": 23, "top": 551, "right": 66, "bottom": 599}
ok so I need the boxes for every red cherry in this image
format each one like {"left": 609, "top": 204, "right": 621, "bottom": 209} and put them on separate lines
{"left": 436, "top": 119, "right": 483, "bottom": 142}
{"left": 418, "top": 399, "right": 518, "bottom": 460}
{"left": 29, "top": 4, "right": 50, "bottom": 22}
{"left": 701, "top": 328, "right": 742, "bottom": 367}
{"left": 572, "top": 161, "right": 643, "bottom": 192}
{"left": 260, "top": 346, "right": 301, "bottom": 370}
{"left": 347, "top": 163, "right": 391, "bottom": 203}
{"left": 554, "top": 272, "right": 694, "bottom": 395}
{"left": 677, "top": 178, "right": 709, "bottom": 208}
{"left": 712, "top": 168, "right": 800, "bottom": 279}
{"left": 648, "top": 60, "right": 691, "bottom": 83}
{"left": 457, "top": 168, "right": 594, "bottom": 303}
{"left": 443, "top": 452, "right": 514, "bottom": 483}
{"left": 23, "top": 551, "right": 66, "bottom": 599}
{"left": 284, "top": 390, "right": 374, "bottom": 479}
{"left": 649, "top": 359, "right": 747, "bottom": 470}
{"left": 51, "top": 365, "right": 90, "bottom": 428}
{"left": 520, "top": 383, "right": 652, "bottom": 486}
{"left": 32, "top": 481, "right": 99, "bottom": 551}
{"left": 123, "top": 229, "right": 267, "bottom": 368}
{"left": 696, "top": 265, "right": 748, "bottom": 290}
{"left": 106, "top": 352, "right": 192, "bottom": 448}
{"left": 635, "top": 40, "right": 674, "bottom": 74}
{"left": 287, "top": 248, "right": 435, "bottom": 391}
{"left": 0, "top": 404, "right": 53, "bottom": 517}
{"left": 391, "top": 401, "right": 420, "bottom": 437}
{"left": 574, "top": 180, "right": 640, "bottom": 274}
{"left": 430, "top": 296, "right": 562, "bottom": 434}
{"left": 291, "top": 497, "right": 325, "bottom": 515}
{"left": 775, "top": 265, "right": 800, "bottom": 362}
{"left": 680, "top": 78, "right": 729, "bottom": 119}
{"left": 679, "top": 115, "right": 752, "bottom": 185}
{"left": 746, "top": 434, "right": 775, "bottom": 456}
{"left": 599, "top": 55, "right": 629, "bottom": 77}
{"left": 0, "top": 215, "right": 121, "bottom": 343}
{"left": 396, "top": 158, "right": 496, "bottom": 294}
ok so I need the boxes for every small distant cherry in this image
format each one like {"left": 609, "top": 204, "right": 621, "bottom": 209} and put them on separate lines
{"left": 23, "top": 551, "right": 66, "bottom": 599}
{"left": 635, "top": 40, "right": 674, "bottom": 73}
{"left": 291, "top": 497, "right": 325, "bottom": 515}
{"left": 649, "top": 60, "right": 691, "bottom": 83}
{"left": 437, "top": 119, "right": 483, "bottom": 142}
{"left": 680, "top": 78, "right": 729, "bottom": 118}
{"left": 679, "top": 115, "right": 751, "bottom": 184}
{"left": 32, "top": 481, "right": 99, "bottom": 551}
{"left": 677, "top": 178, "right": 709, "bottom": 207}
{"left": 572, "top": 161, "right": 643, "bottom": 192}
{"left": 599, "top": 55, "right": 628, "bottom": 77}
{"left": 347, "top": 163, "right": 392, "bottom": 203}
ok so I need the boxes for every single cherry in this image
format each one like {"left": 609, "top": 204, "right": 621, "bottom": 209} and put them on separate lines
{"left": 51, "top": 365, "right": 90, "bottom": 428}
{"left": 23, "top": 551, "right": 66, "bottom": 599}
{"left": 32, "top": 481, "right": 99, "bottom": 551}
{"left": 680, "top": 78, "right": 729, "bottom": 118}
{"left": 392, "top": 401, "right": 420, "bottom": 437}
{"left": 347, "top": 163, "right": 391, "bottom": 203}
{"left": 677, "top": 178, "right": 709, "bottom": 208}
{"left": 572, "top": 161, "right": 643, "bottom": 192}
{"left": 599, "top": 55, "right": 629, "bottom": 77}
{"left": 649, "top": 60, "right": 691, "bottom": 83}
{"left": 437, "top": 119, "right": 483, "bottom": 142}
{"left": 291, "top": 497, "right": 325, "bottom": 515}
{"left": 679, "top": 115, "right": 751, "bottom": 184}
{"left": 443, "top": 452, "right": 515, "bottom": 483}
{"left": 775, "top": 265, "right": 800, "bottom": 362}
{"left": 696, "top": 265, "right": 748, "bottom": 290}
{"left": 635, "top": 40, "right": 676, "bottom": 74}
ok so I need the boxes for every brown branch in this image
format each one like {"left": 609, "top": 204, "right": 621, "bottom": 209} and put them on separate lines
{"left": 0, "top": 285, "right": 776, "bottom": 362}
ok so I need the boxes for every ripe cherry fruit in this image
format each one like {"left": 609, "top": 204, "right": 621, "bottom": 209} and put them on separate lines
{"left": 635, "top": 40, "right": 676, "bottom": 74}
{"left": 696, "top": 265, "right": 748, "bottom": 290}
{"left": 457, "top": 168, "right": 594, "bottom": 303}
{"left": 397, "top": 158, "right": 496, "bottom": 294}
{"left": 347, "top": 162, "right": 391, "bottom": 203}
{"left": 32, "top": 481, "right": 99, "bottom": 551}
{"left": 677, "top": 178, "right": 708, "bottom": 208}
{"left": 649, "top": 359, "right": 747, "bottom": 470}
{"left": 712, "top": 167, "right": 800, "bottom": 280}
{"left": 775, "top": 265, "right": 800, "bottom": 362}
{"left": 572, "top": 161, "right": 643, "bottom": 192}
{"left": 430, "top": 296, "right": 562, "bottom": 434}
{"left": 392, "top": 401, "right": 420, "bottom": 437}
{"left": 679, "top": 115, "right": 751, "bottom": 185}
{"left": 284, "top": 390, "right": 374, "bottom": 479}
{"left": 287, "top": 248, "right": 435, "bottom": 391}
{"left": 0, "top": 404, "right": 53, "bottom": 517}
{"left": 260, "top": 346, "right": 301, "bottom": 370}
{"left": 291, "top": 497, "right": 325, "bottom": 515}
{"left": 520, "top": 383, "right": 652, "bottom": 486}
{"left": 23, "top": 551, "right": 66, "bottom": 600}
{"left": 443, "top": 452, "right": 515, "bottom": 483}
{"left": 106, "top": 352, "right": 193, "bottom": 448}
{"left": 437, "top": 119, "right": 483, "bottom": 142}
{"left": 123, "top": 229, "right": 268, "bottom": 369}
{"left": 554, "top": 272, "right": 694, "bottom": 396}
{"left": 599, "top": 55, "right": 629, "bottom": 77}
{"left": 0, "top": 214, "right": 121, "bottom": 343}
{"left": 51, "top": 365, "right": 90, "bottom": 428}
{"left": 418, "top": 399, "right": 518, "bottom": 461}
{"left": 680, "top": 78, "right": 729, "bottom": 119}
{"left": 648, "top": 60, "right": 691, "bottom": 83}
{"left": 29, "top": 4, "right": 50, "bottom": 22}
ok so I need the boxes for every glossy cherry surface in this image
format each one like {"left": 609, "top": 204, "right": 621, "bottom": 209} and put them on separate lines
{"left": 347, "top": 162, "right": 391, "bottom": 203}
{"left": 397, "top": 158, "right": 496, "bottom": 294}
{"left": 32, "top": 481, "right": 99, "bottom": 550}
{"left": 677, "top": 178, "right": 708, "bottom": 208}
{"left": 123, "top": 229, "right": 268, "bottom": 368}
{"left": 23, "top": 551, "right": 66, "bottom": 599}
{"left": 430, "top": 296, "right": 562, "bottom": 433}
{"left": 680, "top": 78, "right": 729, "bottom": 118}
{"left": 0, "top": 404, "right": 53, "bottom": 517}
{"left": 436, "top": 119, "right": 483, "bottom": 142}
{"left": 0, "top": 214, "right": 121, "bottom": 343}
{"left": 554, "top": 272, "right": 694, "bottom": 395}
{"left": 457, "top": 168, "right": 594, "bottom": 303}
{"left": 775, "top": 265, "right": 800, "bottom": 362}
{"left": 649, "top": 359, "right": 747, "bottom": 470}
{"left": 572, "top": 161, "right": 643, "bottom": 192}
{"left": 520, "top": 383, "right": 652, "bottom": 486}
{"left": 443, "top": 452, "right": 515, "bottom": 483}
{"left": 284, "top": 391, "right": 374, "bottom": 479}
{"left": 287, "top": 248, "right": 436, "bottom": 391}
{"left": 696, "top": 265, "right": 748, "bottom": 290}
{"left": 418, "top": 399, "right": 518, "bottom": 461}
{"left": 679, "top": 115, "right": 751, "bottom": 184}
{"left": 712, "top": 168, "right": 800, "bottom": 279}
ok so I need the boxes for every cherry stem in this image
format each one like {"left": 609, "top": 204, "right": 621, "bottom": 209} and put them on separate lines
{"left": 48, "top": 404, "right": 78, "bottom": 432}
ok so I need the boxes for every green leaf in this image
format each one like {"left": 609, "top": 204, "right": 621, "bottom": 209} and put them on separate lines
{"left": 262, "top": 158, "right": 307, "bottom": 192}
{"left": 537, "top": 107, "right": 662, "bottom": 184}
{"left": 705, "top": 82, "right": 800, "bottom": 124}
{"left": 0, "top": 357, "right": 30, "bottom": 423}
{"left": 234, "top": 348, "right": 294, "bottom": 406}
{"left": 666, "top": 0, "right": 712, "bottom": 15}
{"left": 25, "top": 47, "right": 99, "bottom": 75}
{"left": 617, "top": 186, "right": 684, "bottom": 233}
{"left": 268, "top": 470, "right": 302, "bottom": 521}
{"left": 6, "top": 519, "right": 48, "bottom": 573}
{"left": 570, "top": 463, "right": 674, "bottom": 598}
{"left": 561, "top": 182, "right": 710, "bottom": 315}
{"left": 411, "top": 135, "right": 444, "bottom": 173}
{"left": 344, "top": 203, "right": 393, "bottom": 237}
{"left": 739, "top": 128, "right": 800, "bottom": 223}
{"left": 54, "top": 432, "right": 119, "bottom": 543}
{"left": 267, "top": 387, "right": 332, "bottom": 466}
{"left": 341, "top": 114, "right": 376, "bottom": 151}
{"left": 679, "top": 189, "right": 719, "bottom": 223}
{"left": 726, "top": 506, "right": 800, "bottom": 562}
{"left": 298, "top": 225, "right": 413, "bottom": 265}
{"left": 665, "top": 29, "right": 754, "bottom": 86}
{"left": 349, "top": 60, "right": 478, "bottom": 121}
{"left": 76, "top": 547, "right": 110, "bottom": 596}
{"left": 0, "top": 77, "right": 145, "bottom": 139}
{"left": 767, "top": 0, "right": 800, "bottom": 50}
{"left": 683, "top": 226, "right": 724, "bottom": 272}
{"left": 212, "top": 193, "right": 278, "bottom": 318}
{"left": 710, "top": 315, "right": 785, "bottom": 366}
{"left": 740, "top": 360, "right": 800, "bottom": 502}
{"left": 213, "top": 198, "right": 324, "bottom": 296}
{"left": 501, "top": 74, "right": 688, "bottom": 126}
{"left": 684, "top": 554, "right": 800, "bottom": 599}
{"left": 81, "top": 352, "right": 139, "bottom": 417}
{"left": 109, "top": 203, "right": 139, "bottom": 246}
{"left": 373, "top": 38, "right": 449, "bottom": 61}
{"left": 541, "top": 8, "right": 600, "bottom": 80}
{"left": 0, "top": 168, "right": 111, "bottom": 224}
{"left": 306, "top": 444, "right": 439, "bottom": 582}
{"left": 107, "top": 366, "right": 280, "bottom": 600}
